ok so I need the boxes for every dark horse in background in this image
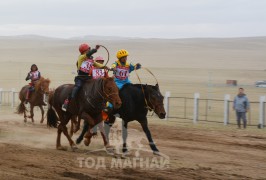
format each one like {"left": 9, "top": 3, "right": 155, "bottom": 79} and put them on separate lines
{"left": 78, "top": 83, "right": 166, "bottom": 155}
{"left": 17, "top": 77, "right": 50, "bottom": 123}
{"left": 47, "top": 77, "right": 122, "bottom": 150}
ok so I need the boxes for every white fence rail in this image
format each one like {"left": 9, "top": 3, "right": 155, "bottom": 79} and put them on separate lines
{"left": 0, "top": 88, "right": 19, "bottom": 108}
{"left": 1, "top": 88, "right": 265, "bottom": 128}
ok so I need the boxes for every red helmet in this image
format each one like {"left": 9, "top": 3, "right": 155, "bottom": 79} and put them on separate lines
{"left": 79, "top": 43, "right": 90, "bottom": 54}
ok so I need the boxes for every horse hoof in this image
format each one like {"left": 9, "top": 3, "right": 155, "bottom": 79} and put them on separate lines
{"left": 57, "top": 146, "right": 67, "bottom": 151}
{"left": 84, "top": 138, "right": 91, "bottom": 146}
{"left": 153, "top": 151, "right": 161, "bottom": 156}
{"left": 106, "top": 146, "right": 115, "bottom": 155}
{"left": 71, "top": 145, "right": 78, "bottom": 151}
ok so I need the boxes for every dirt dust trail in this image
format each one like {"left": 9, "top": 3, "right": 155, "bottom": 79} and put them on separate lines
{"left": 1, "top": 113, "right": 266, "bottom": 179}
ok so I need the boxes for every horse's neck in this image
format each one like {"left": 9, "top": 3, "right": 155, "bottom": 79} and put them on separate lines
{"left": 83, "top": 79, "right": 103, "bottom": 102}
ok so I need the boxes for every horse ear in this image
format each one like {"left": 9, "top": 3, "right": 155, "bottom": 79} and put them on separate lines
{"left": 156, "top": 83, "right": 159, "bottom": 89}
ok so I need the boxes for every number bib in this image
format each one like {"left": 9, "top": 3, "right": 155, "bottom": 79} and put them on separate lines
{"left": 31, "top": 71, "right": 39, "bottom": 81}
{"left": 92, "top": 69, "right": 105, "bottom": 79}
{"left": 115, "top": 66, "right": 129, "bottom": 80}
{"left": 79, "top": 59, "right": 94, "bottom": 73}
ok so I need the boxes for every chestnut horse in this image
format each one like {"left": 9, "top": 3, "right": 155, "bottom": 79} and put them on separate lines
{"left": 47, "top": 77, "right": 121, "bottom": 150}
{"left": 17, "top": 77, "right": 50, "bottom": 123}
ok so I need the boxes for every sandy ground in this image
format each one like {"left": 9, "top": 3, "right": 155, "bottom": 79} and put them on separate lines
{"left": 0, "top": 110, "right": 266, "bottom": 180}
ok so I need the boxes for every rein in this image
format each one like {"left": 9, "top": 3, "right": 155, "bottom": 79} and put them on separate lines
{"left": 134, "top": 66, "right": 153, "bottom": 111}
{"left": 97, "top": 78, "right": 119, "bottom": 102}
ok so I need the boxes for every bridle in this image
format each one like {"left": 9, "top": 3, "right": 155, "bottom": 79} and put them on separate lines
{"left": 97, "top": 78, "right": 119, "bottom": 103}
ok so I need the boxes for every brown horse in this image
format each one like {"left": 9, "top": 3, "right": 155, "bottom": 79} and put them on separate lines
{"left": 47, "top": 77, "right": 122, "bottom": 150}
{"left": 17, "top": 77, "right": 51, "bottom": 123}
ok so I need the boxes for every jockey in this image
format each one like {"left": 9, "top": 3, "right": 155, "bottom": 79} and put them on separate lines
{"left": 105, "top": 49, "right": 141, "bottom": 113}
{"left": 25, "top": 64, "right": 41, "bottom": 104}
{"left": 111, "top": 49, "right": 141, "bottom": 89}
{"left": 90, "top": 56, "right": 109, "bottom": 79}
{"left": 62, "top": 43, "right": 106, "bottom": 111}
{"left": 76, "top": 56, "right": 109, "bottom": 143}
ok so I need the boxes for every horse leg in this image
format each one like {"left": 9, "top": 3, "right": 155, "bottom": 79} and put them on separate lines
{"left": 61, "top": 123, "right": 77, "bottom": 150}
{"left": 76, "top": 120, "right": 88, "bottom": 144}
{"left": 98, "top": 121, "right": 109, "bottom": 146}
{"left": 56, "top": 123, "right": 64, "bottom": 150}
{"left": 69, "top": 118, "right": 74, "bottom": 137}
{"left": 39, "top": 105, "right": 45, "bottom": 123}
{"left": 104, "top": 114, "right": 116, "bottom": 143}
{"left": 104, "top": 122, "right": 112, "bottom": 143}
{"left": 29, "top": 104, "right": 35, "bottom": 123}
{"left": 122, "top": 120, "right": 128, "bottom": 153}
{"left": 70, "top": 116, "right": 78, "bottom": 137}
{"left": 74, "top": 116, "right": 81, "bottom": 133}
{"left": 23, "top": 106, "right": 27, "bottom": 123}
{"left": 139, "top": 118, "right": 160, "bottom": 155}
{"left": 80, "top": 112, "right": 98, "bottom": 147}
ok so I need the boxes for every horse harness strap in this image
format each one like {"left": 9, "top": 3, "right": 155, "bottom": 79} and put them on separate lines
{"left": 97, "top": 79, "right": 119, "bottom": 102}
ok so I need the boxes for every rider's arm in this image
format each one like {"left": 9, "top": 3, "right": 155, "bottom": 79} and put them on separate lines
{"left": 38, "top": 72, "right": 41, "bottom": 79}
{"left": 111, "top": 62, "right": 117, "bottom": 69}
{"left": 129, "top": 63, "right": 141, "bottom": 73}
{"left": 93, "top": 61, "right": 105, "bottom": 68}
{"left": 86, "top": 48, "right": 97, "bottom": 59}
{"left": 25, "top": 72, "right": 31, "bottom": 81}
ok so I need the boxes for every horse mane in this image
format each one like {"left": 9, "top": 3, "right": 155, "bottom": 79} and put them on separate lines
{"left": 35, "top": 77, "right": 51, "bottom": 92}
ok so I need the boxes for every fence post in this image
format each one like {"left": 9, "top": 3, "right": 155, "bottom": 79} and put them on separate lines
{"left": 224, "top": 94, "right": 230, "bottom": 125}
{"left": 193, "top": 93, "right": 200, "bottom": 124}
{"left": 11, "top": 88, "right": 15, "bottom": 108}
{"left": 0, "top": 88, "right": 2, "bottom": 106}
{"left": 259, "top": 96, "right": 266, "bottom": 129}
{"left": 164, "top": 91, "right": 171, "bottom": 120}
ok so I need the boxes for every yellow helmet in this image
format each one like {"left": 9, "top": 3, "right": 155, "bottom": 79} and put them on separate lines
{"left": 116, "top": 49, "right": 129, "bottom": 59}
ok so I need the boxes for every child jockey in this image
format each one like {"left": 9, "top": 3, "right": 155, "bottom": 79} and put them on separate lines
{"left": 90, "top": 56, "right": 109, "bottom": 79}
{"left": 25, "top": 64, "right": 43, "bottom": 104}
{"left": 112, "top": 49, "right": 141, "bottom": 89}
{"left": 105, "top": 49, "right": 141, "bottom": 113}
{"left": 76, "top": 56, "right": 109, "bottom": 142}
{"left": 62, "top": 43, "right": 106, "bottom": 111}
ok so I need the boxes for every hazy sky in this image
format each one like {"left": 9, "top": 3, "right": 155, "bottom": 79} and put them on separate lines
{"left": 0, "top": 0, "right": 265, "bottom": 38}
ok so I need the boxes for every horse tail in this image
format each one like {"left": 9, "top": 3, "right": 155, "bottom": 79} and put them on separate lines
{"left": 47, "top": 91, "right": 58, "bottom": 128}
{"left": 16, "top": 102, "right": 26, "bottom": 114}
{"left": 47, "top": 108, "right": 58, "bottom": 128}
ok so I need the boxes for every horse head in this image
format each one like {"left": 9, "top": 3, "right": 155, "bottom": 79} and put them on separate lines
{"left": 145, "top": 84, "right": 166, "bottom": 119}
{"left": 102, "top": 77, "right": 122, "bottom": 109}
{"left": 35, "top": 77, "right": 51, "bottom": 94}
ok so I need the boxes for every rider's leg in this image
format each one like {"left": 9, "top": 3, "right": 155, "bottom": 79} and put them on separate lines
{"left": 62, "top": 77, "right": 83, "bottom": 111}
{"left": 25, "top": 86, "right": 34, "bottom": 104}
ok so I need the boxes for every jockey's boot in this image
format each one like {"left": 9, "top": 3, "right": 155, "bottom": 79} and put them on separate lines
{"left": 62, "top": 99, "right": 69, "bottom": 111}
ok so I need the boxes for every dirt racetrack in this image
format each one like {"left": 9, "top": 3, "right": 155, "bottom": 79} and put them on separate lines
{"left": 0, "top": 111, "right": 266, "bottom": 180}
